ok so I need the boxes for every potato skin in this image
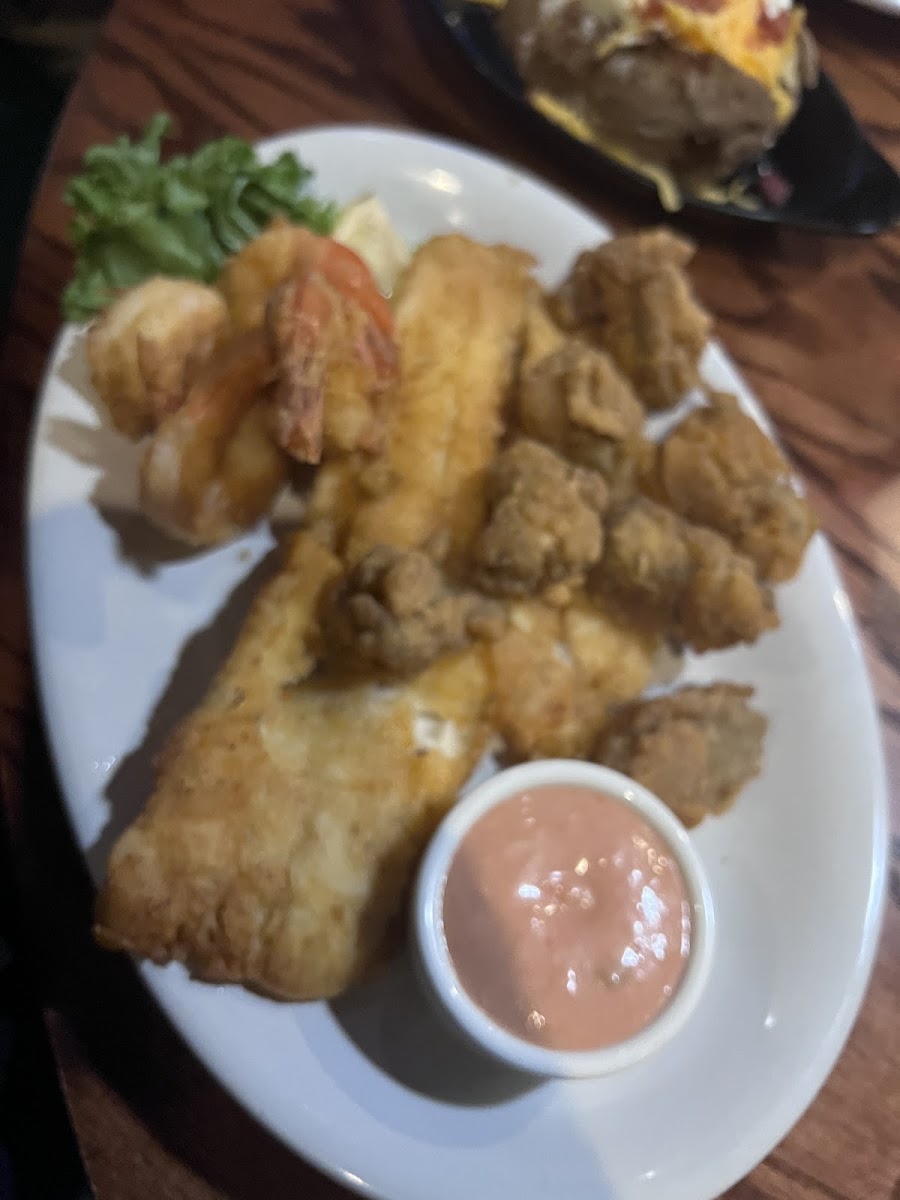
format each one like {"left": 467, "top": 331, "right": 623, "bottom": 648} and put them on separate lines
{"left": 500, "top": 0, "right": 813, "bottom": 181}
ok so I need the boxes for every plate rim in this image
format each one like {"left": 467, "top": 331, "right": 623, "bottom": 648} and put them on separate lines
{"left": 25, "top": 121, "right": 890, "bottom": 1200}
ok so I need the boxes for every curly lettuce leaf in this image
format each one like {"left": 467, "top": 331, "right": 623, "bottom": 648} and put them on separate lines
{"left": 62, "top": 114, "right": 337, "bottom": 321}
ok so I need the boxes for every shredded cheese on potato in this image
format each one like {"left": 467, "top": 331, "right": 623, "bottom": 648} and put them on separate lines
{"left": 530, "top": 90, "right": 684, "bottom": 211}
{"left": 658, "top": 0, "right": 805, "bottom": 121}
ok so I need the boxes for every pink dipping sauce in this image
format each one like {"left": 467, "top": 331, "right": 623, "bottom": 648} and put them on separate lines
{"left": 441, "top": 785, "right": 691, "bottom": 1051}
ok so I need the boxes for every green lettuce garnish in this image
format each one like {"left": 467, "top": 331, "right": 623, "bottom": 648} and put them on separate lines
{"left": 62, "top": 113, "right": 337, "bottom": 321}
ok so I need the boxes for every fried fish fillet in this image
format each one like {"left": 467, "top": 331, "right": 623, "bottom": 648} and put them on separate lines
{"left": 95, "top": 532, "right": 492, "bottom": 1000}
{"left": 486, "top": 594, "right": 661, "bottom": 760}
{"left": 342, "top": 235, "right": 536, "bottom": 566}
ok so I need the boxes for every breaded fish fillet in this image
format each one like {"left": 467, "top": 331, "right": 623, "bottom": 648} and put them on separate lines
{"left": 95, "top": 532, "right": 492, "bottom": 1000}
{"left": 487, "top": 594, "right": 661, "bottom": 760}
{"left": 343, "top": 235, "right": 535, "bottom": 566}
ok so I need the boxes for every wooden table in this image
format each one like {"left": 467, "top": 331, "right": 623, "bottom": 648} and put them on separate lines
{"left": 1, "top": 1, "right": 898, "bottom": 1196}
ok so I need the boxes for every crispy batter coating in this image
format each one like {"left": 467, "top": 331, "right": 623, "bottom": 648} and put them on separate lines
{"left": 517, "top": 339, "right": 646, "bottom": 500}
{"left": 472, "top": 440, "right": 608, "bottom": 599}
{"left": 93, "top": 230, "right": 795, "bottom": 1001}
{"left": 321, "top": 545, "right": 505, "bottom": 677}
{"left": 486, "top": 595, "right": 661, "bottom": 760}
{"left": 596, "top": 683, "right": 767, "bottom": 827}
{"left": 344, "top": 236, "right": 536, "bottom": 567}
{"left": 87, "top": 278, "right": 229, "bottom": 438}
{"left": 139, "top": 333, "right": 289, "bottom": 546}
{"left": 655, "top": 392, "right": 817, "bottom": 582}
{"left": 218, "top": 217, "right": 318, "bottom": 332}
{"left": 519, "top": 296, "right": 567, "bottom": 374}
{"left": 265, "top": 238, "right": 397, "bottom": 465}
{"left": 594, "top": 496, "right": 778, "bottom": 651}
{"left": 551, "top": 229, "right": 711, "bottom": 410}
{"left": 95, "top": 533, "right": 493, "bottom": 1000}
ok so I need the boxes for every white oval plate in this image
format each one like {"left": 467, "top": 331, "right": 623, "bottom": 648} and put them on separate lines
{"left": 26, "top": 126, "right": 887, "bottom": 1200}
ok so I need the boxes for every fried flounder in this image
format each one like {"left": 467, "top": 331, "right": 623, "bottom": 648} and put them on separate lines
{"left": 341, "top": 235, "right": 536, "bottom": 565}
{"left": 95, "top": 533, "right": 492, "bottom": 1000}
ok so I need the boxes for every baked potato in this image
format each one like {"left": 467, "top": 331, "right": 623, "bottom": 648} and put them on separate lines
{"left": 499, "top": 0, "right": 818, "bottom": 192}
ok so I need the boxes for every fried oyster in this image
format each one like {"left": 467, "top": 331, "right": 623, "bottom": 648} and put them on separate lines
{"left": 471, "top": 439, "right": 609, "bottom": 600}
{"left": 653, "top": 392, "right": 817, "bottom": 583}
{"left": 596, "top": 683, "right": 767, "bottom": 827}
{"left": 593, "top": 496, "right": 778, "bottom": 651}
{"left": 321, "top": 545, "right": 504, "bottom": 678}
{"left": 516, "top": 339, "right": 647, "bottom": 501}
{"left": 551, "top": 229, "right": 711, "bottom": 410}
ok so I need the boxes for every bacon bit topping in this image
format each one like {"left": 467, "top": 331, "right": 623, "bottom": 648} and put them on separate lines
{"left": 757, "top": 2, "right": 792, "bottom": 43}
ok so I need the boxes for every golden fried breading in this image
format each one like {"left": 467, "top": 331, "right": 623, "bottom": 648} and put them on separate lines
{"left": 551, "top": 229, "right": 711, "bottom": 410}
{"left": 517, "top": 340, "right": 646, "bottom": 500}
{"left": 472, "top": 439, "right": 608, "bottom": 600}
{"left": 520, "top": 296, "right": 567, "bottom": 374}
{"left": 139, "top": 333, "right": 289, "bottom": 546}
{"left": 265, "top": 239, "right": 398, "bottom": 464}
{"left": 594, "top": 496, "right": 778, "bottom": 651}
{"left": 486, "top": 594, "right": 661, "bottom": 760}
{"left": 95, "top": 532, "right": 493, "bottom": 1000}
{"left": 487, "top": 601, "right": 584, "bottom": 759}
{"left": 218, "top": 217, "right": 317, "bottom": 332}
{"left": 343, "top": 236, "right": 536, "bottom": 567}
{"left": 563, "top": 593, "right": 669, "bottom": 711}
{"left": 87, "top": 278, "right": 229, "bottom": 438}
{"left": 655, "top": 392, "right": 817, "bottom": 582}
{"left": 300, "top": 458, "right": 365, "bottom": 551}
{"left": 596, "top": 683, "right": 767, "bottom": 827}
{"left": 321, "top": 545, "right": 504, "bottom": 677}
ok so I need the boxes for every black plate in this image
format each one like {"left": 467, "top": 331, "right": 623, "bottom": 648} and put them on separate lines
{"left": 424, "top": 0, "right": 900, "bottom": 235}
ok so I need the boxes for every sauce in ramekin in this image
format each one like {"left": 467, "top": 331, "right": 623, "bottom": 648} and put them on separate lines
{"left": 441, "top": 784, "right": 691, "bottom": 1051}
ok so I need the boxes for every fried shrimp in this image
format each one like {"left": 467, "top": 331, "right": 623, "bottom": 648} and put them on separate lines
{"left": 139, "top": 332, "right": 290, "bottom": 545}
{"left": 266, "top": 236, "right": 397, "bottom": 464}
{"left": 217, "top": 217, "right": 319, "bottom": 332}
{"left": 87, "top": 277, "right": 229, "bottom": 438}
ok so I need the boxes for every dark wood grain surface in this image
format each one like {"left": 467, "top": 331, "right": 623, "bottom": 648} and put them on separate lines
{"left": 1, "top": 1, "right": 898, "bottom": 1197}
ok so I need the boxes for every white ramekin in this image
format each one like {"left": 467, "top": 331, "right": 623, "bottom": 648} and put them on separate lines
{"left": 412, "top": 759, "right": 715, "bottom": 1078}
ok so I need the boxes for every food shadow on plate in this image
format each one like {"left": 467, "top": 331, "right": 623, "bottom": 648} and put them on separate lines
{"left": 328, "top": 948, "right": 540, "bottom": 1108}
{"left": 85, "top": 548, "right": 280, "bottom": 879}
{"left": 48, "top": 333, "right": 200, "bottom": 572}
